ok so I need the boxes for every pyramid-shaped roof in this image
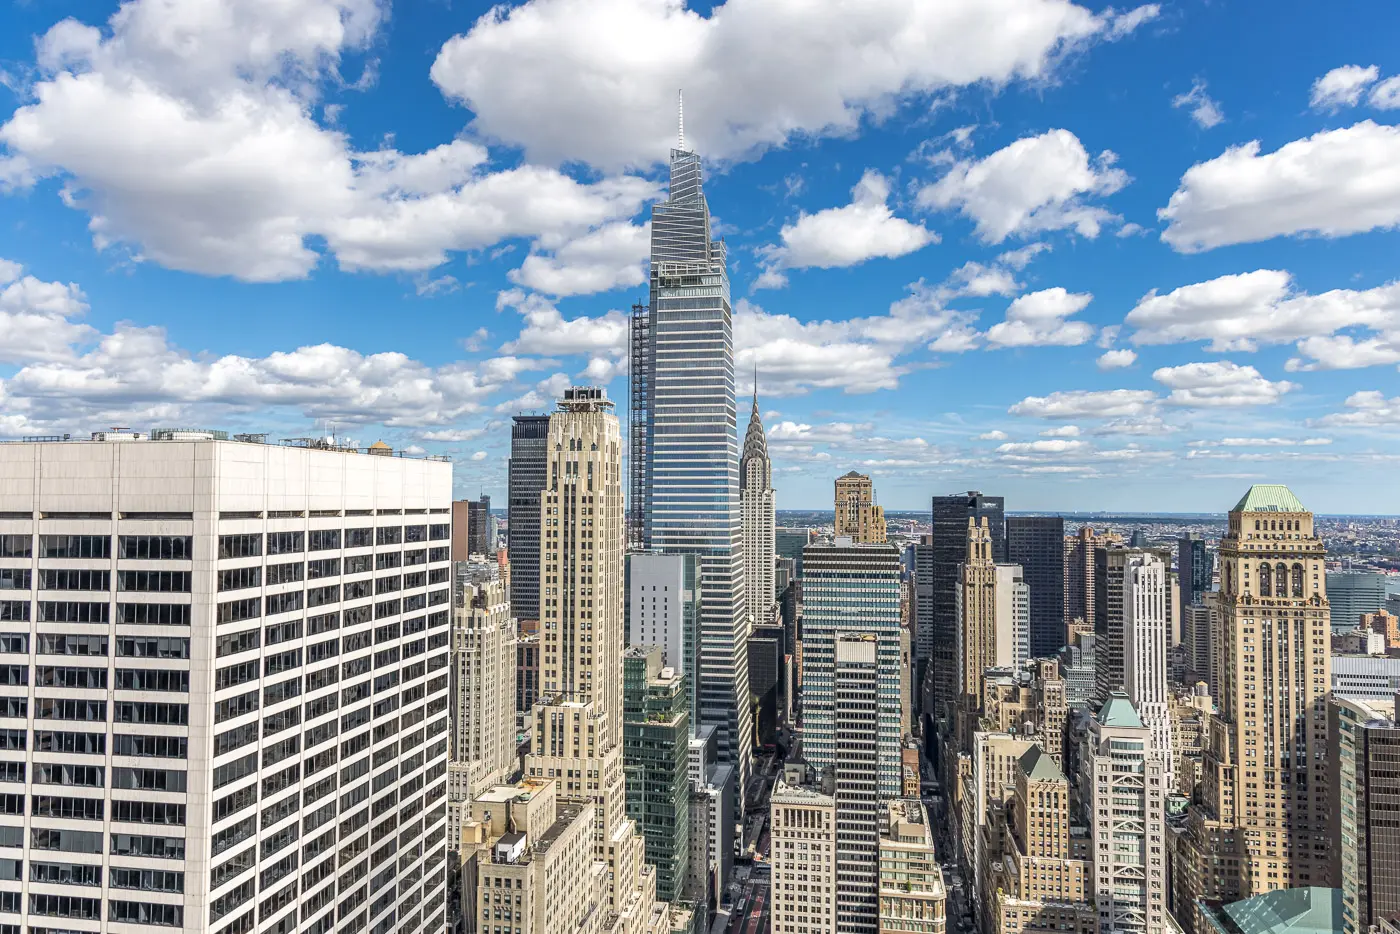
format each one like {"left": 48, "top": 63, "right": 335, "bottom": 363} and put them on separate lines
{"left": 1232, "top": 484, "right": 1306, "bottom": 513}
{"left": 1017, "top": 745, "right": 1064, "bottom": 782}
{"left": 1099, "top": 692, "right": 1145, "bottom": 729}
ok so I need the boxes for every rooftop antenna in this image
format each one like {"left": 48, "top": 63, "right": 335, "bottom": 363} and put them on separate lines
{"left": 678, "top": 89, "right": 685, "bottom": 151}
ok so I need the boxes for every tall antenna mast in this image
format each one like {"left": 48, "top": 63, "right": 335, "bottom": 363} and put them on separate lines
{"left": 678, "top": 89, "right": 685, "bottom": 151}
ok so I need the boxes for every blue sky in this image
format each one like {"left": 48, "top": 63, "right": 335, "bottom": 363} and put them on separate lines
{"left": 1, "top": 0, "right": 1399, "bottom": 513}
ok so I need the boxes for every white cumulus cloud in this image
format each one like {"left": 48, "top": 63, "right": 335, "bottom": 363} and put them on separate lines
{"left": 755, "top": 170, "right": 936, "bottom": 288}
{"left": 1097, "top": 348, "right": 1137, "bottom": 369}
{"left": 430, "top": 0, "right": 1156, "bottom": 171}
{"left": 1172, "top": 79, "right": 1224, "bottom": 128}
{"left": 1009, "top": 389, "right": 1158, "bottom": 419}
{"left": 509, "top": 222, "right": 651, "bottom": 297}
{"left": 918, "top": 129, "right": 1128, "bottom": 243}
{"left": 1314, "top": 391, "right": 1400, "bottom": 428}
{"left": 1158, "top": 122, "right": 1400, "bottom": 252}
{"left": 985, "top": 287, "right": 1095, "bottom": 347}
{"left": 1309, "top": 65, "right": 1379, "bottom": 111}
{"left": 1151, "top": 361, "right": 1295, "bottom": 407}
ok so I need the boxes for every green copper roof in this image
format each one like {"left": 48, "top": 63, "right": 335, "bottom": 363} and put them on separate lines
{"left": 1098, "top": 692, "right": 1145, "bottom": 728}
{"left": 1017, "top": 746, "right": 1064, "bottom": 782}
{"left": 1202, "top": 887, "right": 1342, "bottom": 934}
{"left": 1232, "top": 484, "right": 1306, "bottom": 513}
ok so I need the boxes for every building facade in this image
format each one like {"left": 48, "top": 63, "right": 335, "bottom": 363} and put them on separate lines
{"left": 800, "top": 542, "right": 903, "bottom": 797}
{"left": 508, "top": 414, "right": 551, "bottom": 624}
{"left": 878, "top": 799, "right": 946, "bottom": 934}
{"left": 954, "top": 519, "right": 999, "bottom": 744}
{"left": 1329, "top": 693, "right": 1400, "bottom": 934}
{"left": 1327, "top": 570, "right": 1393, "bottom": 633}
{"left": 834, "top": 634, "right": 883, "bottom": 934}
{"left": 740, "top": 389, "right": 776, "bottom": 620}
{"left": 1082, "top": 694, "right": 1168, "bottom": 934}
{"left": 451, "top": 558, "right": 520, "bottom": 800}
{"left": 626, "top": 552, "right": 700, "bottom": 728}
{"left": 1007, "top": 516, "right": 1066, "bottom": 659}
{"left": 770, "top": 781, "right": 837, "bottom": 934}
{"left": 633, "top": 139, "right": 752, "bottom": 799}
{"left": 928, "top": 492, "right": 1005, "bottom": 731}
{"left": 522, "top": 387, "right": 662, "bottom": 929}
{"left": 454, "top": 495, "right": 493, "bottom": 562}
{"left": 0, "top": 434, "right": 454, "bottom": 934}
{"left": 1176, "top": 485, "right": 1333, "bottom": 915}
{"left": 834, "top": 472, "right": 887, "bottom": 544}
{"left": 1177, "top": 533, "right": 1211, "bottom": 612}
{"left": 623, "top": 647, "right": 690, "bottom": 903}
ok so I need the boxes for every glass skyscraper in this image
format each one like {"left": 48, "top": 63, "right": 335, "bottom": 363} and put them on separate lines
{"left": 633, "top": 142, "right": 752, "bottom": 800}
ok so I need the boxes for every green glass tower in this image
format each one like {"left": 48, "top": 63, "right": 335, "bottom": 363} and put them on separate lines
{"left": 623, "top": 646, "right": 691, "bottom": 902}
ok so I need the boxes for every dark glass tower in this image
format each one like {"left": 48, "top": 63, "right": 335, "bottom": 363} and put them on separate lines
{"left": 1177, "top": 532, "right": 1211, "bottom": 609}
{"left": 508, "top": 415, "right": 550, "bottom": 622}
{"left": 1007, "top": 516, "right": 1066, "bottom": 658}
{"left": 926, "top": 492, "right": 1004, "bottom": 730}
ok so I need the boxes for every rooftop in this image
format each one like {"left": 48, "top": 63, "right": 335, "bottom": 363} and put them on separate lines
{"left": 1233, "top": 484, "right": 1307, "bottom": 514}
{"left": 1018, "top": 746, "right": 1065, "bottom": 782}
{"left": 1200, "top": 887, "right": 1342, "bottom": 934}
{"left": 6, "top": 429, "right": 449, "bottom": 461}
{"left": 1099, "top": 692, "right": 1145, "bottom": 729}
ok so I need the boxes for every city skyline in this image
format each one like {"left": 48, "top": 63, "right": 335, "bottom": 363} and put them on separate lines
{"left": 2, "top": 1, "right": 1400, "bottom": 515}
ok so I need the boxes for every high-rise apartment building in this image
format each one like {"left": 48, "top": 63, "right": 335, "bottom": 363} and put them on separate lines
{"left": 623, "top": 647, "right": 690, "bottom": 903}
{"left": 1178, "top": 533, "right": 1211, "bottom": 612}
{"left": 800, "top": 542, "right": 903, "bottom": 797}
{"left": 878, "top": 798, "right": 946, "bottom": 934}
{"left": 626, "top": 552, "right": 700, "bottom": 727}
{"left": 509, "top": 414, "right": 551, "bottom": 624}
{"left": 1175, "top": 485, "right": 1332, "bottom": 918}
{"left": 1007, "top": 516, "right": 1066, "bottom": 658}
{"left": 913, "top": 534, "right": 934, "bottom": 709}
{"left": 0, "top": 434, "right": 453, "bottom": 934}
{"left": 834, "top": 633, "right": 882, "bottom": 934}
{"left": 981, "top": 659, "right": 1069, "bottom": 767}
{"left": 1064, "top": 526, "right": 1120, "bottom": 635}
{"left": 454, "top": 495, "right": 493, "bottom": 561}
{"left": 769, "top": 781, "right": 837, "bottom": 934}
{"left": 451, "top": 557, "right": 520, "bottom": 801}
{"left": 834, "top": 472, "right": 886, "bottom": 544}
{"left": 523, "top": 387, "right": 662, "bottom": 928}
{"left": 632, "top": 136, "right": 751, "bottom": 799}
{"left": 928, "top": 492, "right": 1004, "bottom": 729}
{"left": 1328, "top": 693, "right": 1400, "bottom": 934}
{"left": 994, "top": 563, "right": 1031, "bottom": 670}
{"left": 741, "top": 389, "right": 776, "bottom": 619}
{"left": 1082, "top": 693, "right": 1168, "bottom": 934}
{"left": 1096, "top": 549, "right": 1175, "bottom": 788}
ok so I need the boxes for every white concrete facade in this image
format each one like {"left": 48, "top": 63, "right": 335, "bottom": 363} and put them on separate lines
{"left": 1121, "top": 552, "right": 1175, "bottom": 789}
{"left": 0, "top": 436, "right": 453, "bottom": 934}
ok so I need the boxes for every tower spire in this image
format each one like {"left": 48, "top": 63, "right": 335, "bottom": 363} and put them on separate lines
{"left": 752, "top": 364, "right": 759, "bottom": 415}
{"left": 678, "top": 89, "right": 685, "bottom": 151}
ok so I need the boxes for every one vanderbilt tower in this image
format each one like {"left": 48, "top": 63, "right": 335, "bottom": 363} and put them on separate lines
{"left": 631, "top": 96, "right": 752, "bottom": 801}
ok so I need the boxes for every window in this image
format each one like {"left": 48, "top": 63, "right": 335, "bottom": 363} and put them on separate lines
{"left": 265, "top": 677, "right": 302, "bottom": 707}
{"left": 112, "top": 734, "right": 187, "bottom": 759}
{"left": 215, "top": 722, "right": 259, "bottom": 757}
{"left": 219, "top": 566, "right": 262, "bottom": 592}
{"left": 308, "top": 611, "right": 340, "bottom": 634}
{"left": 110, "top": 833, "right": 186, "bottom": 860}
{"left": 218, "top": 597, "right": 260, "bottom": 624}
{"left": 263, "top": 706, "right": 301, "bottom": 738}
{"left": 119, "top": 603, "right": 190, "bottom": 626}
{"left": 116, "top": 668, "right": 189, "bottom": 693}
{"left": 346, "top": 528, "right": 373, "bottom": 549}
{"left": 39, "top": 535, "right": 110, "bottom": 559}
{"left": 0, "top": 537, "right": 30, "bottom": 559}
{"left": 213, "top": 753, "right": 258, "bottom": 791}
{"left": 308, "top": 638, "right": 339, "bottom": 664}
{"left": 375, "top": 551, "right": 401, "bottom": 571}
{"left": 37, "top": 633, "right": 107, "bottom": 656}
{"left": 345, "top": 554, "right": 372, "bottom": 575}
{"left": 36, "top": 698, "right": 106, "bottom": 721}
{"left": 219, "top": 534, "right": 262, "bottom": 559}
{"left": 118, "top": 536, "right": 192, "bottom": 560}
{"left": 118, "top": 570, "right": 191, "bottom": 593}
{"left": 32, "top": 794, "right": 104, "bottom": 820}
{"left": 210, "top": 878, "right": 255, "bottom": 923}
{"left": 0, "top": 730, "right": 22, "bottom": 750}
{"left": 33, "top": 763, "right": 103, "bottom": 786}
{"left": 30, "top": 861, "right": 103, "bottom": 886}
{"left": 109, "top": 867, "right": 184, "bottom": 893}
{"left": 268, "top": 532, "right": 304, "bottom": 556}
{"left": 30, "top": 827, "right": 102, "bottom": 854}
{"left": 112, "top": 800, "right": 186, "bottom": 826}
{"left": 428, "top": 547, "right": 449, "bottom": 563}
{"left": 309, "top": 530, "right": 341, "bottom": 552}
{"left": 30, "top": 893, "right": 102, "bottom": 920}
{"left": 264, "top": 736, "right": 300, "bottom": 768}
{"left": 308, "top": 557, "right": 340, "bottom": 580}
{"left": 114, "top": 701, "right": 187, "bottom": 725}
{"left": 404, "top": 525, "right": 427, "bottom": 543}
{"left": 214, "top": 690, "right": 259, "bottom": 723}
{"left": 428, "top": 524, "right": 449, "bottom": 541}
{"left": 374, "top": 599, "right": 400, "bottom": 619}
{"left": 214, "top": 785, "right": 257, "bottom": 824}
{"left": 37, "top": 601, "right": 109, "bottom": 623}
{"left": 265, "top": 648, "right": 302, "bottom": 677}
{"left": 217, "top": 628, "right": 260, "bottom": 657}
{"left": 216, "top": 660, "right": 259, "bottom": 691}
{"left": 34, "top": 731, "right": 105, "bottom": 755}
{"left": 212, "top": 816, "right": 256, "bottom": 858}
{"left": 343, "top": 580, "right": 371, "bottom": 601}
{"left": 117, "top": 636, "right": 190, "bottom": 659}
{"left": 39, "top": 569, "right": 108, "bottom": 591}
{"left": 376, "top": 527, "right": 402, "bottom": 546}
{"left": 266, "top": 591, "right": 303, "bottom": 616}
{"left": 0, "top": 634, "right": 24, "bottom": 654}
{"left": 0, "top": 602, "right": 26, "bottom": 623}
{"left": 375, "top": 575, "right": 401, "bottom": 595}
{"left": 267, "top": 562, "right": 304, "bottom": 585}
{"left": 112, "top": 767, "right": 187, "bottom": 792}
{"left": 265, "top": 620, "right": 303, "bottom": 646}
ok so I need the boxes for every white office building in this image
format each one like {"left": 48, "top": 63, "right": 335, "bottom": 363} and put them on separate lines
{"left": 626, "top": 552, "right": 700, "bottom": 726}
{"left": 1120, "top": 551, "right": 1175, "bottom": 788}
{"left": 0, "top": 433, "right": 453, "bottom": 934}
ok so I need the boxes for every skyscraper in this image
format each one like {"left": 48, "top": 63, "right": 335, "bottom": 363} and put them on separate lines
{"left": 450, "top": 557, "right": 520, "bottom": 799}
{"left": 741, "top": 386, "right": 776, "bottom": 619}
{"left": 454, "top": 494, "right": 493, "bottom": 561}
{"left": 0, "top": 433, "right": 453, "bottom": 934}
{"left": 1178, "top": 531, "right": 1211, "bottom": 611}
{"left": 1328, "top": 693, "right": 1400, "bottom": 934}
{"left": 834, "top": 633, "right": 882, "bottom": 934}
{"left": 1064, "top": 526, "right": 1120, "bottom": 635}
{"left": 801, "top": 541, "right": 903, "bottom": 797}
{"left": 955, "top": 519, "right": 999, "bottom": 743}
{"left": 632, "top": 132, "right": 752, "bottom": 797}
{"left": 623, "top": 646, "right": 691, "bottom": 903}
{"left": 1007, "top": 515, "right": 1066, "bottom": 658}
{"left": 1327, "top": 570, "right": 1392, "bottom": 633}
{"left": 523, "top": 387, "right": 661, "bottom": 925}
{"left": 834, "top": 471, "right": 887, "bottom": 543}
{"left": 1098, "top": 549, "right": 1175, "bottom": 788}
{"left": 1083, "top": 693, "right": 1168, "bottom": 934}
{"left": 626, "top": 552, "right": 701, "bottom": 727}
{"left": 927, "top": 492, "right": 1004, "bottom": 730}
{"left": 1176, "top": 485, "right": 1332, "bottom": 914}
{"left": 509, "top": 414, "right": 551, "bottom": 623}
